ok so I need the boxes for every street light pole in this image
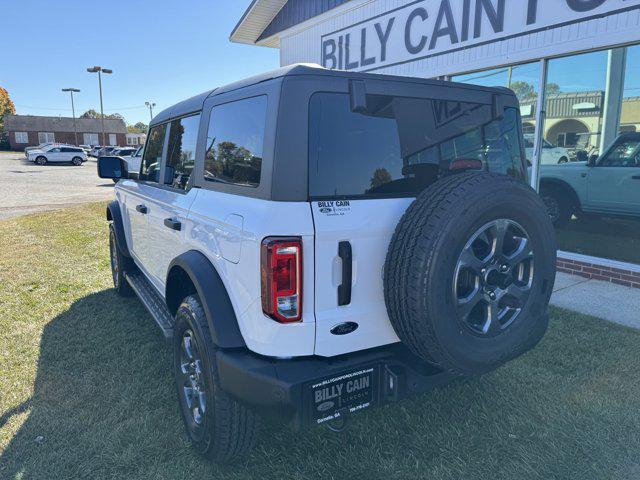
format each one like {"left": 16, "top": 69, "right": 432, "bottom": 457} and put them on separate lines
{"left": 145, "top": 101, "right": 156, "bottom": 121}
{"left": 62, "top": 88, "right": 80, "bottom": 146}
{"left": 87, "top": 66, "right": 113, "bottom": 145}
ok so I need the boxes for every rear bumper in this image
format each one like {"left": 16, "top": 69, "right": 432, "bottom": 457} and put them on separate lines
{"left": 215, "top": 344, "right": 458, "bottom": 430}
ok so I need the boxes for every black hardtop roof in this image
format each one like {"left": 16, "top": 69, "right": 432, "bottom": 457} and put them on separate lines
{"left": 150, "top": 64, "right": 517, "bottom": 125}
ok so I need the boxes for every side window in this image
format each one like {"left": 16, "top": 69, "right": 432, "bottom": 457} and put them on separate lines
{"left": 600, "top": 138, "right": 640, "bottom": 167}
{"left": 164, "top": 114, "right": 200, "bottom": 190}
{"left": 204, "top": 96, "right": 267, "bottom": 188}
{"left": 140, "top": 124, "right": 167, "bottom": 182}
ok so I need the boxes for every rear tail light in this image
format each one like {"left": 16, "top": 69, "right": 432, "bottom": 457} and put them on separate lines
{"left": 261, "top": 237, "right": 303, "bottom": 323}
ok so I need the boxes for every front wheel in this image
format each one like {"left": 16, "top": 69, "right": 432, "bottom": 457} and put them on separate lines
{"left": 174, "top": 295, "right": 259, "bottom": 463}
{"left": 35, "top": 156, "right": 47, "bottom": 165}
{"left": 558, "top": 156, "right": 568, "bottom": 164}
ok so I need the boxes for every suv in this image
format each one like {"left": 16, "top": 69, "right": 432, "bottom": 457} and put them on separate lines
{"left": 28, "top": 145, "right": 86, "bottom": 165}
{"left": 98, "top": 65, "right": 556, "bottom": 463}
{"left": 539, "top": 132, "right": 640, "bottom": 225}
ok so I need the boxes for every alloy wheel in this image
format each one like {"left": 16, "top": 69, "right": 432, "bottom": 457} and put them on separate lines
{"left": 178, "top": 330, "right": 207, "bottom": 434}
{"left": 453, "top": 219, "right": 534, "bottom": 337}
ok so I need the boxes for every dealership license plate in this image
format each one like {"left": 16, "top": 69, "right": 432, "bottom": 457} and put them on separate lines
{"left": 309, "top": 367, "right": 377, "bottom": 424}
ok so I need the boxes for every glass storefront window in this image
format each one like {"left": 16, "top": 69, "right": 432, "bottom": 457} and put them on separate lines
{"left": 537, "top": 48, "right": 640, "bottom": 264}
{"left": 452, "top": 62, "right": 541, "bottom": 170}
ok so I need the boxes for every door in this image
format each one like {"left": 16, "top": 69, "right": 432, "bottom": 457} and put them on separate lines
{"left": 308, "top": 91, "right": 529, "bottom": 357}
{"left": 123, "top": 123, "right": 166, "bottom": 271}
{"left": 587, "top": 134, "right": 640, "bottom": 215}
{"left": 109, "top": 133, "right": 117, "bottom": 146}
{"left": 144, "top": 114, "right": 201, "bottom": 288}
{"left": 45, "top": 147, "right": 63, "bottom": 162}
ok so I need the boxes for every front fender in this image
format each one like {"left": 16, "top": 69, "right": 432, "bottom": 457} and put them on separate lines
{"left": 106, "top": 200, "right": 131, "bottom": 257}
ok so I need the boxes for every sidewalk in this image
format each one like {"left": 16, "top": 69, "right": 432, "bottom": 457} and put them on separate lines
{"left": 551, "top": 272, "right": 640, "bottom": 329}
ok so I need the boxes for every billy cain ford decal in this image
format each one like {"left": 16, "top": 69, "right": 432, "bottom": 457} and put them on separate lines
{"left": 311, "top": 368, "right": 375, "bottom": 424}
{"left": 317, "top": 200, "right": 351, "bottom": 216}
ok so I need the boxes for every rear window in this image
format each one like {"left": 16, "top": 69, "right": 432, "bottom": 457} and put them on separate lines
{"left": 308, "top": 92, "right": 525, "bottom": 198}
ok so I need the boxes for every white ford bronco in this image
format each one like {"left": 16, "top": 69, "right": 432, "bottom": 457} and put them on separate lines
{"left": 98, "top": 64, "right": 556, "bottom": 463}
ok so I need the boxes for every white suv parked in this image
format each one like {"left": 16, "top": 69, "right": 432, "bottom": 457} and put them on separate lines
{"left": 98, "top": 65, "right": 556, "bottom": 463}
{"left": 28, "top": 145, "right": 87, "bottom": 165}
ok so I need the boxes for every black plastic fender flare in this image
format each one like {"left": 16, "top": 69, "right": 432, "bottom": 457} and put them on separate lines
{"left": 106, "top": 200, "right": 131, "bottom": 258}
{"left": 167, "top": 251, "right": 246, "bottom": 349}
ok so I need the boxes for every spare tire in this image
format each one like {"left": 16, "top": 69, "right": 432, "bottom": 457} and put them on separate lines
{"left": 384, "top": 172, "right": 556, "bottom": 375}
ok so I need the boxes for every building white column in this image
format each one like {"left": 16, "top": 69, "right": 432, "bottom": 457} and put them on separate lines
{"left": 530, "top": 59, "right": 548, "bottom": 192}
{"left": 600, "top": 47, "right": 627, "bottom": 153}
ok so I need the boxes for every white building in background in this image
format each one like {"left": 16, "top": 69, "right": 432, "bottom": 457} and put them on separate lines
{"left": 125, "top": 133, "right": 147, "bottom": 146}
{"left": 231, "top": 0, "right": 640, "bottom": 282}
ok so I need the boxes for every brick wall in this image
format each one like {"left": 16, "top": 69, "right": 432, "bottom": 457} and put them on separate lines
{"left": 557, "top": 257, "right": 640, "bottom": 289}
{"left": 7, "top": 130, "right": 127, "bottom": 150}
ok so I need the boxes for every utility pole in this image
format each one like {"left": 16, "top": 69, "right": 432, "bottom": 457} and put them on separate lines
{"left": 86, "top": 66, "right": 113, "bottom": 145}
{"left": 62, "top": 88, "right": 80, "bottom": 146}
{"left": 145, "top": 101, "right": 156, "bottom": 121}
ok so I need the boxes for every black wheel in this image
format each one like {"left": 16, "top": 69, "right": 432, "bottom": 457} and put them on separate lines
{"left": 174, "top": 295, "right": 259, "bottom": 463}
{"left": 35, "top": 156, "right": 47, "bottom": 165}
{"left": 384, "top": 172, "right": 556, "bottom": 376}
{"left": 72, "top": 156, "right": 83, "bottom": 166}
{"left": 558, "top": 156, "right": 568, "bottom": 164}
{"left": 109, "top": 224, "right": 133, "bottom": 296}
{"left": 540, "top": 187, "right": 572, "bottom": 226}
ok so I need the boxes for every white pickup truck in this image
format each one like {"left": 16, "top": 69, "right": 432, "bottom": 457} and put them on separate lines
{"left": 97, "top": 65, "right": 556, "bottom": 463}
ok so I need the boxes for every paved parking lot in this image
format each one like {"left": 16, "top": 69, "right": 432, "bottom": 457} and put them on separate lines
{"left": 0, "top": 151, "right": 114, "bottom": 220}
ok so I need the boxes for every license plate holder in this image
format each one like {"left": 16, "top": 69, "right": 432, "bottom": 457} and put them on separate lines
{"left": 308, "top": 366, "right": 377, "bottom": 425}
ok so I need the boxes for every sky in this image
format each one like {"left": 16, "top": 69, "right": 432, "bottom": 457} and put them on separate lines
{"left": 1, "top": 0, "right": 279, "bottom": 125}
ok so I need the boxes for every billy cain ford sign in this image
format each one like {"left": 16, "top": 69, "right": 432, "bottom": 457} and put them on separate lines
{"left": 321, "top": 0, "right": 640, "bottom": 72}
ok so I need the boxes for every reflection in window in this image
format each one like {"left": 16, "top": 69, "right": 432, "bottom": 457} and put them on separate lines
{"left": 309, "top": 93, "right": 526, "bottom": 198}
{"left": 204, "top": 96, "right": 267, "bottom": 188}
{"left": 140, "top": 124, "right": 166, "bottom": 182}
{"left": 165, "top": 114, "right": 200, "bottom": 190}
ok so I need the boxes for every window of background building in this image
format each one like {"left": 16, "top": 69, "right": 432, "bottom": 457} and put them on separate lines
{"left": 38, "top": 132, "right": 54, "bottom": 143}
{"left": 164, "top": 114, "right": 200, "bottom": 190}
{"left": 14, "top": 132, "right": 28, "bottom": 143}
{"left": 83, "top": 133, "right": 99, "bottom": 145}
{"left": 204, "top": 96, "right": 266, "bottom": 188}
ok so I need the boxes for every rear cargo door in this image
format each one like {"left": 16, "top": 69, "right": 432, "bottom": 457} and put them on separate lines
{"left": 309, "top": 88, "right": 525, "bottom": 357}
{"left": 311, "top": 198, "right": 409, "bottom": 356}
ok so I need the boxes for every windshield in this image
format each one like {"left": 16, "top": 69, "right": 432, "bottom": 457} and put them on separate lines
{"left": 309, "top": 92, "right": 526, "bottom": 198}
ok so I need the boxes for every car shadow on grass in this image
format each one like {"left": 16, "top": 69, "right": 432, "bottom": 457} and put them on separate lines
{"left": 1, "top": 293, "right": 640, "bottom": 480}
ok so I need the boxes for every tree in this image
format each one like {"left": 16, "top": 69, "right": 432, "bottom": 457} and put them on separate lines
{"left": 80, "top": 109, "right": 124, "bottom": 120}
{"left": 127, "top": 121, "right": 148, "bottom": 134}
{"left": 369, "top": 168, "right": 392, "bottom": 190}
{"left": 509, "top": 81, "right": 536, "bottom": 101}
{"left": 0, "top": 87, "right": 16, "bottom": 149}
{"left": 546, "top": 83, "right": 561, "bottom": 95}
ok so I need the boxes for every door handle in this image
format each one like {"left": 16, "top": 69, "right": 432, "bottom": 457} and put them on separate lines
{"left": 164, "top": 218, "right": 182, "bottom": 231}
{"left": 135, "top": 204, "right": 147, "bottom": 214}
{"left": 337, "top": 241, "right": 352, "bottom": 306}
{"left": 632, "top": 175, "right": 640, "bottom": 180}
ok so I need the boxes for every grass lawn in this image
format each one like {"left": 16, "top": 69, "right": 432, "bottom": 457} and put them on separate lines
{"left": 1, "top": 203, "right": 640, "bottom": 480}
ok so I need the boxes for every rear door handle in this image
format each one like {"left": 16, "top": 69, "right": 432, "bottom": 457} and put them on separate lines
{"left": 632, "top": 175, "right": 640, "bottom": 180}
{"left": 337, "top": 241, "right": 352, "bottom": 306}
{"left": 164, "top": 218, "right": 182, "bottom": 231}
{"left": 135, "top": 204, "right": 147, "bottom": 214}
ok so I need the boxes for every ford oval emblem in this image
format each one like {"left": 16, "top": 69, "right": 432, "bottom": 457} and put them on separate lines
{"left": 317, "top": 400, "right": 335, "bottom": 412}
{"left": 330, "top": 322, "right": 359, "bottom": 335}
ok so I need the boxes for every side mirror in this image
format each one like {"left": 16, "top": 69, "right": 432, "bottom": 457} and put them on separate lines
{"left": 588, "top": 154, "right": 598, "bottom": 167}
{"left": 97, "top": 156, "right": 128, "bottom": 179}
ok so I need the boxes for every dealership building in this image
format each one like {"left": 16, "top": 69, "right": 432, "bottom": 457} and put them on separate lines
{"left": 232, "top": 0, "right": 640, "bottom": 286}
